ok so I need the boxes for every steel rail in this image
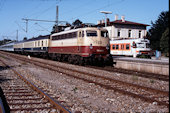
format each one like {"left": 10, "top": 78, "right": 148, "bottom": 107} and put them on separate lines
{"left": 1, "top": 51, "right": 169, "bottom": 108}
{"left": 0, "top": 59, "right": 71, "bottom": 113}
{"left": 11, "top": 54, "right": 169, "bottom": 107}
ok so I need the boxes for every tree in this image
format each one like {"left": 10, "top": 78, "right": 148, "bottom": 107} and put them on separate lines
{"left": 160, "top": 28, "right": 169, "bottom": 56}
{"left": 147, "top": 11, "right": 169, "bottom": 51}
{"left": 72, "top": 19, "right": 82, "bottom": 27}
{"left": 23, "top": 37, "right": 27, "bottom": 41}
{"left": 51, "top": 22, "right": 71, "bottom": 34}
{"left": 0, "top": 39, "right": 12, "bottom": 45}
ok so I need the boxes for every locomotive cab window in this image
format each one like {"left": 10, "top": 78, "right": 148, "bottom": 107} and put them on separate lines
{"left": 86, "top": 30, "right": 97, "bottom": 37}
{"left": 137, "top": 43, "right": 145, "bottom": 48}
{"left": 146, "top": 43, "right": 150, "bottom": 48}
{"left": 101, "top": 31, "right": 108, "bottom": 38}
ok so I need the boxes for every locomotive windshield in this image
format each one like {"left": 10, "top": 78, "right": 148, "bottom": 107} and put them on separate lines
{"left": 146, "top": 43, "right": 150, "bottom": 48}
{"left": 101, "top": 31, "right": 108, "bottom": 38}
{"left": 86, "top": 30, "right": 97, "bottom": 37}
{"left": 136, "top": 42, "right": 150, "bottom": 48}
{"left": 136, "top": 43, "right": 145, "bottom": 48}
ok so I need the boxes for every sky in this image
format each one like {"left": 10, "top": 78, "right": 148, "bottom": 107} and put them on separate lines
{"left": 0, "top": 0, "right": 169, "bottom": 41}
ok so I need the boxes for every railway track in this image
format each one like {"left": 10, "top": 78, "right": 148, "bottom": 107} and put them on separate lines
{"left": 88, "top": 66, "right": 169, "bottom": 82}
{"left": 0, "top": 58, "right": 71, "bottom": 113}
{"left": 1, "top": 52, "right": 169, "bottom": 108}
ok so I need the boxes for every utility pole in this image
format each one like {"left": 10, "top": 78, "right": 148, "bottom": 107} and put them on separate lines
{"left": 56, "top": 5, "right": 59, "bottom": 32}
{"left": 22, "top": 6, "right": 67, "bottom": 33}
{"left": 100, "top": 11, "right": 112, "bottom": 27}
{"left": 16, "top": 30, "right": 18, "bottom": 41}
{"left": 22, "top": 18, "right": 58, "bottom": 33}
{"left": 26, "top": 19, "right": 28, "bottom": 33}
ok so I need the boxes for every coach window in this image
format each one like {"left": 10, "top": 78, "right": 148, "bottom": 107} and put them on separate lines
{"left": 42, "top": 41, "right": 43, "bottom": 46}
{"left": 46, "top": 41, "right": 48, "bottom": 46}
{"left": 126, "top": 44, "right": 130, "bottom": 50}
{"left": 73, "top": 32, "right": 77, "bottom": 37}
{"left": 35, "top": 42, "right": 36, "bottom": 47}
{"left": 116, "top": 44, "right": 119, "bottom": 50}
{"left": 112, "top": 45, "right": 115, "bottom": 50}
{"left": 69, "top": 33, "right": 72, "bottom": 38}
{"left": 38, "top": 41, "right": 40, "bottom": 47}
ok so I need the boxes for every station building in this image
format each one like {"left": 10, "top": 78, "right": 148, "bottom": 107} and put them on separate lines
{"left": 97, "top": 15, "right": 149, "bottom": 40}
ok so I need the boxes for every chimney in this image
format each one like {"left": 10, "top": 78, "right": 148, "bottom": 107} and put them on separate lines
{"left": 121, "top": 15, "right": 125, "bottom": 22}
{"left": 115, "top": 14, "right": 118, "bottom": 21}
{"left": 106, "top": 18, "right": 110, "bottom": 23}
{"left": 102, "top": 19, "right": 105, "bottom": 24}
{"left": 97, "top": 20, "right": 100, "bottom": 25}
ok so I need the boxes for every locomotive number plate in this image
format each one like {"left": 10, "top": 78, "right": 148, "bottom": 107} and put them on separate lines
{"left": 94, "top": 40, "right": 102, "bottom": 44}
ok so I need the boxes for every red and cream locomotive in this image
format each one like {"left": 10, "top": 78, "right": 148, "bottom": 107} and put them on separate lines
{"left": 49, "top": 27, "right": 110, "bottom": 65}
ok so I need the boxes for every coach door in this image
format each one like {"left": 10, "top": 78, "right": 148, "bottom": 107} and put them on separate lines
{"left": 120, "top": 44, "right": 124, "bottom": 55}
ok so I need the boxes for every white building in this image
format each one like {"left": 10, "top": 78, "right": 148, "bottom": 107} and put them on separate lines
{"left": 97, "top": 15, "right": 149, "bottom": 40}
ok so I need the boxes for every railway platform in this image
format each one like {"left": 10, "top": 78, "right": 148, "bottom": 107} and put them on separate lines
{"left": 113, "top": 56, "right": 169, "bottom": 75}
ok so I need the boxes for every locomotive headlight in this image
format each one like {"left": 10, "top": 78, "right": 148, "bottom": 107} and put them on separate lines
{"left": 90, "top": 44, "right": 93, "bottom": 49}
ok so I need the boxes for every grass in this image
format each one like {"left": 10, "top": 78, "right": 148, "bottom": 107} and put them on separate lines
{"left": 150, "top": 79, "right": 155, "bottom": 84}
{"left": 132, "top": 75, "right": 138, "bottom": 82}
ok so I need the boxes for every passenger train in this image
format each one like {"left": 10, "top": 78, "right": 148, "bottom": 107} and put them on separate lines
{"left": 0, "top": 27, "right": 111, "bottom": 65}
{"left": 0, "top": 27, "right": 153, "bottom": 65}
{"left": 110, "top": 38, "right": 152, "bottom": 58}
{"left": 0, "top": 41, "right": 15, "bottom": 52}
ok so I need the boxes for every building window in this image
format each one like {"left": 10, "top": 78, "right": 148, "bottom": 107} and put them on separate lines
{"left": 139, "top": 30, "right": 141, "bottom": 38}
{"left": 128, "top": 30, "right": 131, "bottom": 38}
{"left": 117, "top": 29, "right": 120, "bottom": 37}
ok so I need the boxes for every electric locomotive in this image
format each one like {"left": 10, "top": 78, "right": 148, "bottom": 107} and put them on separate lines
{"left": 49, "top": 27, "right": 110, "bottom": 65}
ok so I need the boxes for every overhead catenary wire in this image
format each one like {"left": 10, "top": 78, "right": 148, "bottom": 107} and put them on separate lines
{"left": 68, "top": 0, "right": 125, "bottom": 22}
{"left": 34, "top": 22, "right": 51, "bottom": 33}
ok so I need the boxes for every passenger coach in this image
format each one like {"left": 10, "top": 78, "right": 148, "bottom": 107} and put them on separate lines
{"left": 110, "top": 38, "right": 152, "bottom": 58}
{"left": 14, "top": 35, "right": 50, "bottom": 57}
{"left": 0, "top": 42, "right": 15, "bottom": 52}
